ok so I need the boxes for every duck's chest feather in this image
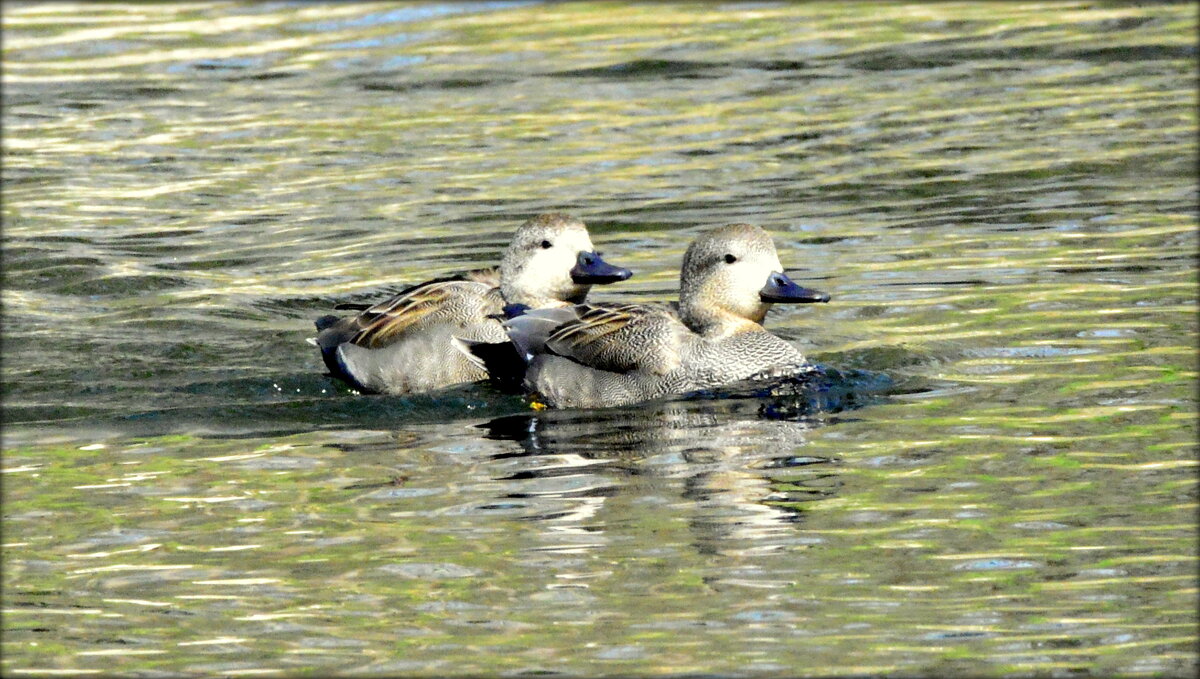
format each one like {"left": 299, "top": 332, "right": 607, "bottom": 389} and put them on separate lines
{"left": 678, "top": 328, "right": 807, "bottom": 386}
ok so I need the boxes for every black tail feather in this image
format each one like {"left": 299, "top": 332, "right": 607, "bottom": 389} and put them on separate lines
{"left": 454, "top": 338, "right": 528, "bottom": 393}
{"left": 314, "top": 314, "right": 341, "bottom": 331}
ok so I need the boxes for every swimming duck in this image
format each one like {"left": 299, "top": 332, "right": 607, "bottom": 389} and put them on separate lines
{"left": 464, "top": 223, "right": 829, "bottom": 408}
{"left": 312, "top": 213, "right": 632, "bottom": 394}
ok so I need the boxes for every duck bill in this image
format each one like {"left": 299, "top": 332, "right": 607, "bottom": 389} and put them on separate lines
{"left": 759, "top": 271, "right": 830, "bottom": 304}
{"left": 570, "top": 251, "right": 633, "bottom": 285}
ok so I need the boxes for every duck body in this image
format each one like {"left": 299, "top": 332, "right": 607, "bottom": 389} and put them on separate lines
{"left": 508, "top": 302, "right": 811, "bottom": 408}
{"left": 316, "top": 269, "right": 505, "bottom": 393}
{"left": 484, "top": 223, "right": 829, "bottom": 408}
{"left": 313, "top": 213, "right": 631, "bottom": 395}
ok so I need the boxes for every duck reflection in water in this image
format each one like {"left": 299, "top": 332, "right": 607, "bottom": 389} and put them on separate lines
{"left": 477, "top": 385, "right": 850, "bottom": 558}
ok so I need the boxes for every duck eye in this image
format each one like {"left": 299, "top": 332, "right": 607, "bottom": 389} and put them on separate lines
{"left": 723, "top": 254, "right": 737, "bottom": 264}
{"left": 540, "top": 240, "right": 553, "bottom": 249}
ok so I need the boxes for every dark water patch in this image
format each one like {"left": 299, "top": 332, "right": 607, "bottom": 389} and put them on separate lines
{"left": 23, "top": 234, "right": 94, "bottom": 245}
{"left": 365, "top": 231, "right": 504, "bottom": 250}
{"left": 875, "top": 279, "right": 989, "bottom": 287}
{"left": 760, "top": 455, "right": 836, "bottom": 469}
{"left": 923, "top": 630, "right": 995, "bottom": 641}
{"left": 3, "top": 98, "right": 52, "bottom": 111}
{"left": 813, "top": 346, "right": 948, "bottom": 376}
{"left": 589, "top": 197, "right": 757, "bottom": 221}
{"left": 0, "top": 171, "right": 67, "bottom": 188}
{"left": 173, "top": 374, "right": 362, "bottom": 400}
{"left": 58, "top": 100, "right": 105, "bottom": 111}
{"left": 763, "top": 479, "right": 841, "bottom": 505}
{"left": 4, "top": 264, "right": 106, "bottom": 291}
{"left": 2, "top": 251, "right": 106, "bottom": 273}
{"left": 847, "top": 43, "right": 1197, "bottom": 72}
{"left": 745, "top": 59, "right": 811, "bottom": 73}
{"left": 552, "top": 59, "right": 720, "bottom": 79}
{"left": 101, "top": 242, "right": 211, "bottom": 258}
{"left": 722, "top": 131, "right": 824, "bottom": 151}
{"left": 204, "top": 306, "right": 283, "bottom": 323}
{"left": 53, "top": 274, "right": 192, "bottom": 297}
{"left": 103, "top": 317, "right": 243, "bottom": 334}
{"left": 224, "top": 213, "right": 290, "bottom": 227}
{"left": 299, "top": 223, "right": 394, "bottom": 243}
{"left": 96, "top": 383, "right": 531, "bottom": 439}
{"left": 1049, "top": 263, "right": 1177, "bottom": 275}
{"left": 128, "top": 154, "right": 184, "bottom": 168}
{"left": 186, "top": 58, "right": 257, "bottom": 71}
{"left": 416, "top": 198, "right": 516, "bottom": 215}
{"left": 120, "top": 85, "right": 186, "bottom": 98}
{"left": 1080, "top": 15, "right": 1160, "bottom": 33}
{"left": 154, "top": 256, "right": 272, "bottom": 271}
{"left": 684, "top": 367, "right": 894, "bottom": 419}
{"left": 106, "top": 228, "right": 208, "bottom": 242}
{"left": 573, "top": 219, "right": 683, "bottom": 237}
{"left": 1070, "top": 44, "right": 1197, "bottom": 62}
{"left": 2, "top": 403, "right": 124, "bottom": 424}
{"left": 355, "top": 75, "right": 517, "bottom": 92}
{"left": 224, "top": 70, "right": 299, "bottom": 82}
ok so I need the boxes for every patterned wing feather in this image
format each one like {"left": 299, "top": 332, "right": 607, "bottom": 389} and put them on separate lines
{"left": 348, "top": 278, "right": 495, "bottom": 349}
{"left": 544, "top": 302, "right": 683, "bottom": 375}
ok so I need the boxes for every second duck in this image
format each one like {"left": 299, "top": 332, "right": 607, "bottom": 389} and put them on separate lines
{"left": 313, "top": 213, "right": 632, "bottom": 394}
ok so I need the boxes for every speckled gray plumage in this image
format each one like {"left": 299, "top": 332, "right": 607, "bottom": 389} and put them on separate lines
{"left": 515, "top": 303, "right": 809, "bottom": 408}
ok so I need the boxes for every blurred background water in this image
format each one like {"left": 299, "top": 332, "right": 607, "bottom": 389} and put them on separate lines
{"left": 2, "top": 1, "right": 1196, "bottom": 676}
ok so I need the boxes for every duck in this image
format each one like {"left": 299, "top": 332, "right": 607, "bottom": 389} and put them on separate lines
{"left": 312, "top": 213, "right": 632, "bottom": 394}
{"left": 460, "top": 223, "right": 829, "bottom": 408}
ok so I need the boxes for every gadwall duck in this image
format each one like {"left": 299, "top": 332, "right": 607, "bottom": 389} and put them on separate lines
{"left": 462, "top": 223, "right": 828, "bottom": 408}
{"left": 312, "top": 213, "right": 632, "bottom": 394}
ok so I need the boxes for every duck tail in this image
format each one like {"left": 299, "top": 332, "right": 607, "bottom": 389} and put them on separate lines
{"left": 309, "top": 315, "right": 341, "bottom": 356}
{"left": 309, "top": 315, "right": 367, "bottom": 391}
{"left": 452, "top": 337, "right": 527, "bottom": 393}
{"left": 314, "top": 314, "right": 342, "bottom": 331}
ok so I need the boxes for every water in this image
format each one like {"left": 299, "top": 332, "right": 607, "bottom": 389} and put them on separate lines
{"left": 3, "top": 2, "right": 1196, "bottom": 676}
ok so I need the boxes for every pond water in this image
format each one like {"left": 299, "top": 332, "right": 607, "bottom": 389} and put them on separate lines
{"left": 2, "top": 2, "right": 1197, "bottom": 676}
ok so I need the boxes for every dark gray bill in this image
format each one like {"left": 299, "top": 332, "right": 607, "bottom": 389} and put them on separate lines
{"left": 759, "top": 271, "right": 830, "bottom": 303}
{"left": 570, "top": 251, "right": 633, "bottom": 284}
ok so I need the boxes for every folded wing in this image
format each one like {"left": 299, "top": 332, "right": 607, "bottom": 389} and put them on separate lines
{"left": 355, "top": 283, "right": 494, "bottom": 348}
{"left": 534, "top": 302, "right": 685, "bottom": 376}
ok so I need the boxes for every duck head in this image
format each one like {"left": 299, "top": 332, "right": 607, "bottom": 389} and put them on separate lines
{"left": 500, "top": 213, "right": 632, "bottom": 307}
{"left": 679, "top": 223, "right": 829, "bottom": 334}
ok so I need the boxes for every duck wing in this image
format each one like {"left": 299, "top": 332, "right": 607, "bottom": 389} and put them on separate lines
{"left": 325, "top": 266, "right": 500, "bottom": 312}
{"left": 344, "top": 276, "right": 498, "bottom": 349}
{"left": 540, "top": 302, "right": 685, "bottom": 375}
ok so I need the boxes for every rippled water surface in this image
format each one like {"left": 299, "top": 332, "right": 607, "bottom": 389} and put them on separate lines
{"left": 3, "top": 2, "right": 1197, "bottom": 676}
